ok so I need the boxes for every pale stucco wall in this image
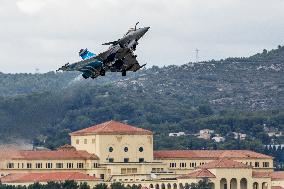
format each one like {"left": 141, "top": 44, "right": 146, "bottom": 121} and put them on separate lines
{"left": 71, "top": 134, "right": 153, "bottom": 163}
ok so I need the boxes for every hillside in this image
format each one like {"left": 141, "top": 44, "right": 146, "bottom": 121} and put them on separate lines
{"left": 0, "top": 46, "right": 283, "bottom": 162}
{"left": 1, "top": 46, "right": 284, "bottom": 111}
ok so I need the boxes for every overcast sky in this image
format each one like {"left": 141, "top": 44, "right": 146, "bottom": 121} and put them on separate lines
{"left": 0, "top": 0, "right": 284, "bottom": 73}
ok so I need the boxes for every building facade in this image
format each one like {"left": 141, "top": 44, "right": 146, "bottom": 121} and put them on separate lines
{"left": 0, "top": 121, "right": 283, "bottom": 189}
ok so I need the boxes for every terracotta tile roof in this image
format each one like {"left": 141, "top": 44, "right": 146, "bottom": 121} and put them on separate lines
{"left": 0, "top": 149, "right": 99, "bottom": 160}
{"left": 153, "top": 150, "right": 272, "bottom": 159}
{"left": 270, "top": 171, "right": 284, "bottom": 180}
{"left": 0, "top": 149, "right": 22, "bottom": 160}
{"left": 178, "top": 169, "right": 216, "bottom": 179}
{"left": 1, "top": 172, "right": 99, "bottom": 183}
{"left": 252, "top": 171, "right": 271, "bottom": 178}
{"left": 70, "top": 120, "right": 152, "bottom": 136}
{"left": 271, "top": 186, "right": 284, "bottom": 189}
{"left": 198, "top": 158, "right": 251, "bottom": 169}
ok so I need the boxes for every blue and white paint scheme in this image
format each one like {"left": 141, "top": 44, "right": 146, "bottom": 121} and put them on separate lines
{"left": 57, "top": 22, "right": 149, "bottom": 79}
{"left": 79, "top": 49, "right": 96, "bottom": 60}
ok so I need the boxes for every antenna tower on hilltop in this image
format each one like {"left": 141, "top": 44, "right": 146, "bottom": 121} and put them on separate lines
{"left": 195, "top": 49, "right": 199, "bottom": 63}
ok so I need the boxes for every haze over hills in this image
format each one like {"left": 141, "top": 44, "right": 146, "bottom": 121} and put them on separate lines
{"left": 0, "top": 46, "right": 283, "bottom": 157}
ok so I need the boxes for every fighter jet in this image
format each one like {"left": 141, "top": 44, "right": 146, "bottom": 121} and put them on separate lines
{"left": 57, "top": 22, "right": 149, "bottom": 79}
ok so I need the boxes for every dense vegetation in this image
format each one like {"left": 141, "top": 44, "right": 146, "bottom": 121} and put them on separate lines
{"left": 0, "top": 46, "right": 283, "bottom": 168}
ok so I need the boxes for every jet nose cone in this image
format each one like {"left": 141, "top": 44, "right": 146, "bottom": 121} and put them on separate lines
{"left": 140, "top": 27, "right": 150, "bottom": 36}
{"left": 144, "top": 27, "right": 150, "bottom": 32}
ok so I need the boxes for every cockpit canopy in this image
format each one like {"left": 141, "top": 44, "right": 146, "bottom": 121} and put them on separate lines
{"left": 125, "top": 28, "right": 135, "bottom": 36}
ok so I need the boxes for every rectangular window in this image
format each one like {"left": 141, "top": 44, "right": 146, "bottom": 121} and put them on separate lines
{"left": 263, "top": 162, "right": 269, "bottom": 167}
{"left": 109, "top": 158, "right": 114, "bottom": 163}
{"left": 46, "top": 163, "right": 52, "bottom": 169}
{"left": 36, "top": 163, "right": 42, "bottom": 169}
{"left": 124, "top": 158, "right": 129, "bottom": 163}
{"left": 67, "top": 163, "right": 73, "bottom": 169}
{"left": 132, "top": 168, "right": 137, "bottom": 173}
{"left": 100, "top": 174, "right": 104, "bottom": 179}
{"left": 56, "top": 163, "right": 63, "bottom": 169}
{"left": 76, "top": 139, "right": 79, "bottom": 144}
{"left": 84, "top": 139, "right": 87, "bottom": 144}
{"left": 180, "top": 163, "right": 186, "bottom": 168}
{"left": 121, "top": 168, "right": 126, "bottom": 174}
{"left": 77, "top": 163, "right": 84, "bottom": 169}
{"left": 93, "top": 163, "right": 98, "bottom": 168}
{"left": 27, "top": 163, "right": 32, "bottom": 169}
{"left": 7, "top": 163, "right": 14, "bottom": 169}
{"left": 255, "top": 162, "right": 260, "bottom": 167}
{"left": 139, "top": 158, "right": 144, "bottom": 163}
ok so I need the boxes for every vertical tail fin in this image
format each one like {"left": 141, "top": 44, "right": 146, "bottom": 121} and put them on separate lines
{"left": 79, "top": 48, "right": 96, "bottom": 60}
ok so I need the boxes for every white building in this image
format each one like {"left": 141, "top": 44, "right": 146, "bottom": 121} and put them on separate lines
{"left": 232, "top": 132, "right": 247, "bottom": 140}
{"left": 197, "top": 129, "right": 215, "bottom": 140}
{"left": 169, "top": 132, "right": 186, "bottom": 137}
{"left": 212, "top": 136, "right": 225, "bottom": 143}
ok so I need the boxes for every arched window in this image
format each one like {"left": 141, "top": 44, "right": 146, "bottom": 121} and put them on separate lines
{"left": 220, "top": 178, "right": 227, "bottom": 189}
{"left": 240, "top": 178, "right": 247, "bottom": 189}
{"left": 253, "top": 182, "right": 259, "bottom": 189}
{"left": 230, "top": 178, "right": 237, "bottom": 189}
{"left": 167, "top": 183, "right": 171, "bottom": 189}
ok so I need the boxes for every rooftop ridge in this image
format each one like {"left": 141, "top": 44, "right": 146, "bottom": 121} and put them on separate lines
{"left": 153, "top": 150, "right": 272, "bottom": 159}
{"left": 178, "top": 169, "right": 216, "bottom": 179}
{"left": 70, "top": 120, "right": 152, "bottom": 136}
{"left": 1, "top": 172, "right": 100, "bottom": 183}
{"left": 0, "top": 149, "right": 99, "bottom": 160}
{"left": 198, "top": 158, "right": 251, "bottom": 169}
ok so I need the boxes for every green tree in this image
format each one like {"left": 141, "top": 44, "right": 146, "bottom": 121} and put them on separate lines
{"left": 79, "top": 182, "right": 90, "bottom": 189}
{"left": 93, "top": 183, "right": 108, "bottom": 189}
{"left": 111, "top": 182, "right": 125, "bottom": 189}
{"left": 185, "top": 179, "right": 213, "bottom": 189}
{"left": 62, "top": 180, "right": 78, "bottom": 189}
